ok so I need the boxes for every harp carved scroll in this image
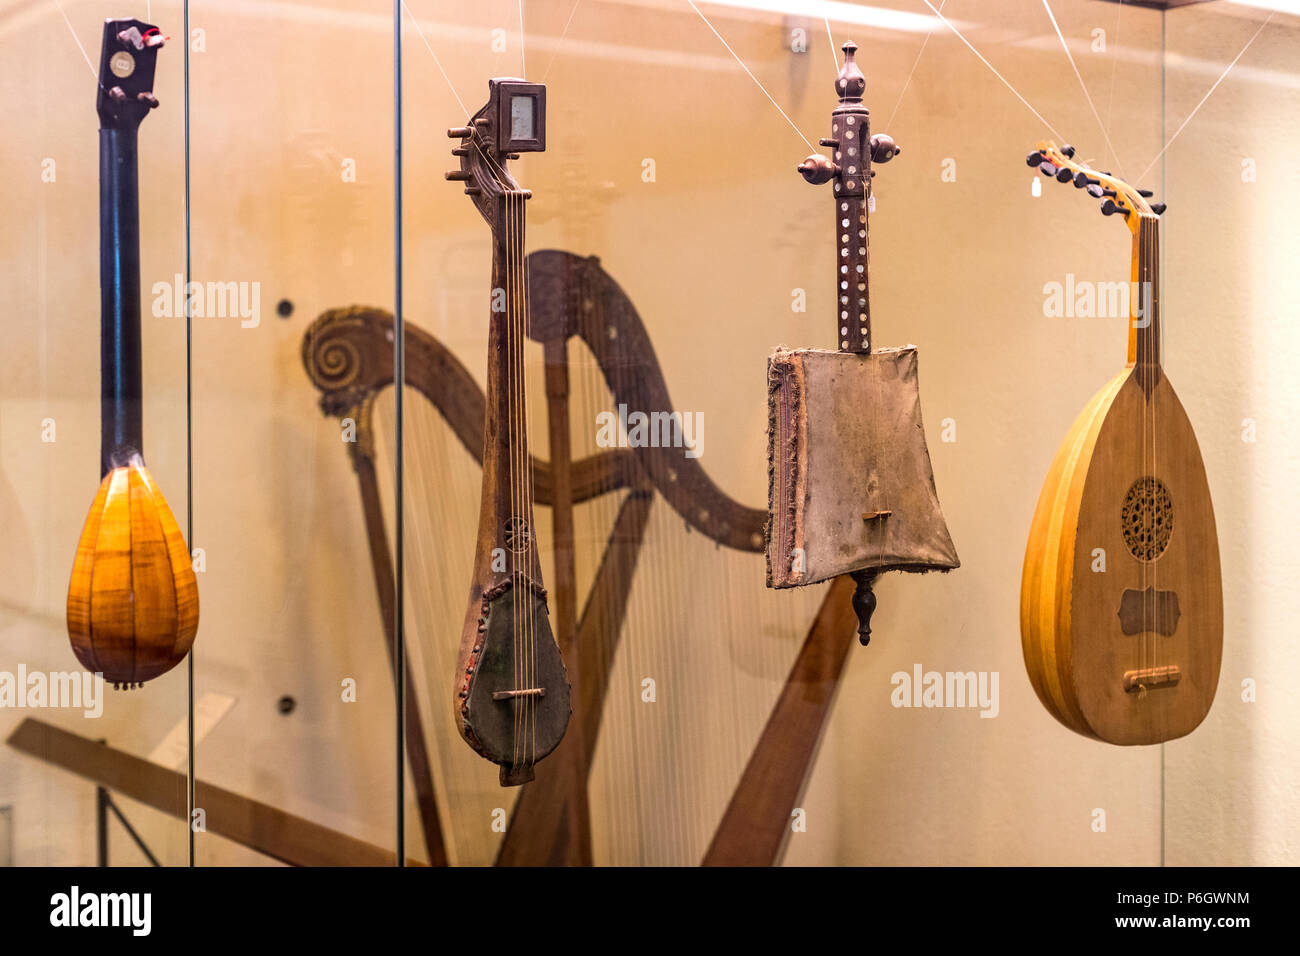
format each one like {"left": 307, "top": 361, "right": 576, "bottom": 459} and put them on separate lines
{"left": 304, "top": 251, "right": 859, "bottom": 866}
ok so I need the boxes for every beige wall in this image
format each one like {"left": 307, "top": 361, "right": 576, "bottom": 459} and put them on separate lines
{"left": 0, "top": 0, "right": 1295, "bottom": 865}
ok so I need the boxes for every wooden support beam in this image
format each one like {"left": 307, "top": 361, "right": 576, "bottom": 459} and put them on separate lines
{"left": 6, "top": 717, "right": 416, "bottom": 867}
{"left": 702, "top": 575, "right": 858, "bottom": 866}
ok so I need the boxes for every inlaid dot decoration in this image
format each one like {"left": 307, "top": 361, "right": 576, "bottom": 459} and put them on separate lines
{"left": 1121, "top": 476, "right": 1174, "bottom": 562}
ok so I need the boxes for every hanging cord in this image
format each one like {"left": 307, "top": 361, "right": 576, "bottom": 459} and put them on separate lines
{"left": 1041, "top": 0, "right": 1125, "bottom": 178}
{"left": 1136, "top": 12, "right": 1274, "bottom": 183}
{"left": 685, "top": 0, "right": 816, "bottom": 151}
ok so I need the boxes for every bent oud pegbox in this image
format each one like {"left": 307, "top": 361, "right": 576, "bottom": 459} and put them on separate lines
{"left": 447, "top": 80, "right": 571, "bottom": 786}
{"left": 1022, "top": 142, "right": 1222, "bottom": 744}
{"left": 67, "top": 19, "right": 199, "bottom": 689}
{"left": 766, "top": 42, "right": 959, "bottom": 644}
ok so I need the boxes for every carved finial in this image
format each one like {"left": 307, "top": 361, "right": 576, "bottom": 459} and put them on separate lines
{"left": 851, "top": 569, "right": 878, "bottom": 646}
{"left": 837, "top": 41, "right": 866, "bottom": 104}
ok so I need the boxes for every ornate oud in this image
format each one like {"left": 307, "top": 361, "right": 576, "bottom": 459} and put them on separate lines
{"left": 445, "top": 80, "right": 570, "bottom": 786}
{"left": 1022, "top": 142, "right": 1223, "bottom": 745}
{"left": 67, "top": 19, "right": 199, "bottom": 690}
{"left": 767, "top": 42, "right": 958, "bottom": 642}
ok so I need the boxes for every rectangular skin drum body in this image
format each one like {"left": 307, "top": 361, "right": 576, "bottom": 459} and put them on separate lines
{"left": 766, "top": 346, "right": 959, "bottom": 588}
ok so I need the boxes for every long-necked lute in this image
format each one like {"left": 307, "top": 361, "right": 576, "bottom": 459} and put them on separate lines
{"left": 1021, "top": 142, "right": 1222, "bottom": 745}
{"left": 67, "top": 19, "right": 199, "bottom": 690}
{"left": 447, "top": 80, "right": 570, "bottom": 786}
{"left": 766, "top": 42, "right": 959, "bottom": 643}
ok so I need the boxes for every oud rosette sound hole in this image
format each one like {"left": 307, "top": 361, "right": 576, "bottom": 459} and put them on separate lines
{"left": 1121, "top": 476, "right": 1174, "bottom": 562}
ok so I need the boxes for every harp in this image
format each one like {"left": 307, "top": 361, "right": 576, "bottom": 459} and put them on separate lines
{"left": 304, "top": 251, "right": 858, "bottom": 865}
{"left": 766, "top": 42, "right": 958, "bottom": 643}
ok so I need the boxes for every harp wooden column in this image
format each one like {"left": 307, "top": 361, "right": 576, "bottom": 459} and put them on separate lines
{"left": 493, "top": 339, "right": 593, "bottom": 865}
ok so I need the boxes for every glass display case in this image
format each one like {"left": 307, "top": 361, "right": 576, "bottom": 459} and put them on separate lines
{"left": 1, "top": 0, "right": 1295, "bottom": 870}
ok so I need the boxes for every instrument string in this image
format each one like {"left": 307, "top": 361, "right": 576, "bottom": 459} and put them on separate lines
{"left": 520, "top": 194, "right": 538, "bottom": 769}
{"left": 1143, "top": 213, "right": 1157, "bottom": 683}
{"left": 507, "top": 191, "right": 518, "bottom": 767}
{"left": 517, "top": 194, "right": 532, "bottom": 770}
{"left": 1142, "top": 215, "right": 1150, "bottom": 685}
{"left": 507, "top": 192, "right": 522, "bottom": 773}
{"left": 1140, "top": 214, "right": 1148, "bottom": 684}
{"left": 514, "top": 193, "right": 524, "bottom": 769}
{"left": 1157, "top": 214, "right": 1163, "bottom": 678}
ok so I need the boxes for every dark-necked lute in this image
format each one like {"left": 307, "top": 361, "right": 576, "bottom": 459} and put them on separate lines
{"left": 447, "top": 80, "right": 570, "bottom": 786}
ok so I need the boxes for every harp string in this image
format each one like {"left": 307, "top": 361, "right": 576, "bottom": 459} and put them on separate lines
{"left": 374, "top": 387, "right": 519, "bottom": 865}
{"left": 374, "top": 303, "right": 827, "bottom": 863}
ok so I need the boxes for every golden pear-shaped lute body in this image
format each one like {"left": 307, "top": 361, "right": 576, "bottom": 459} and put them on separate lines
{"left": 67, "top": 459, "right": 199, "bottom": 688}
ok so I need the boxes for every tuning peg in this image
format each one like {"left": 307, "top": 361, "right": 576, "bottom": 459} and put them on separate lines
{"left": 1150, "top": 201, "right": 1167, "bottom": 215}
{"left": 447, "top": 126, "right": 473, "bottom": 139}
{"left": 445, "top": 170, "right": 471, "bottom": 182}
{"left": 819, "top": 137, "right": 841, "bottom": 148}
{"left": 464, "top": 186, "right": 481, "bottom": 196}
{"left": 108, "top": 86, "right": 126, "bottom": 104}
{"left": 797, "top": 153, "right": 838, "bottom": 185}
{"left": 1061, "top": 144, "right": 1076, "bottom": 158}
{"left": 869, "top": 133, "right": 900, "bottom": 163}
{"left": 1073, "top": 171, "right": 1097, "bottom": 189}
{"left": 1138, "top": 189, "right": 1154, "bottom": 198}
{"left": 451, "top": 146, "right": 469, "bottom": 156}
{"left": 1026, "top": 152, "right": 1044, "bottom": 167}
{"left": 1038, "top": 161, "right": 1059, "bottom": 177}
{"left": 1055, "top": 166, "right": 1073, "bottom": 183}
{"left": 116, "top": 27, "right": 145, "bottom": 49}
{"left": 1101, "top": 198, "right": 1128, "bottom": 217}
{"left": 136, "top": 92, "right": 159, "bottom": 109}
{"left": 1086, "top": 183, "right": 1105, "bottom": 199}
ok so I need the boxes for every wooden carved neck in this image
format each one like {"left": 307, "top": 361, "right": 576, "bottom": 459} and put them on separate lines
{"left": 796, "top": 41, "right": 901, "bottom": 356}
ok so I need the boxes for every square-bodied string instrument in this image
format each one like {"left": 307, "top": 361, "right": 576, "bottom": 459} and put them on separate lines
{"left": 766, "top": 42, "right": 958, "bottom": 643}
